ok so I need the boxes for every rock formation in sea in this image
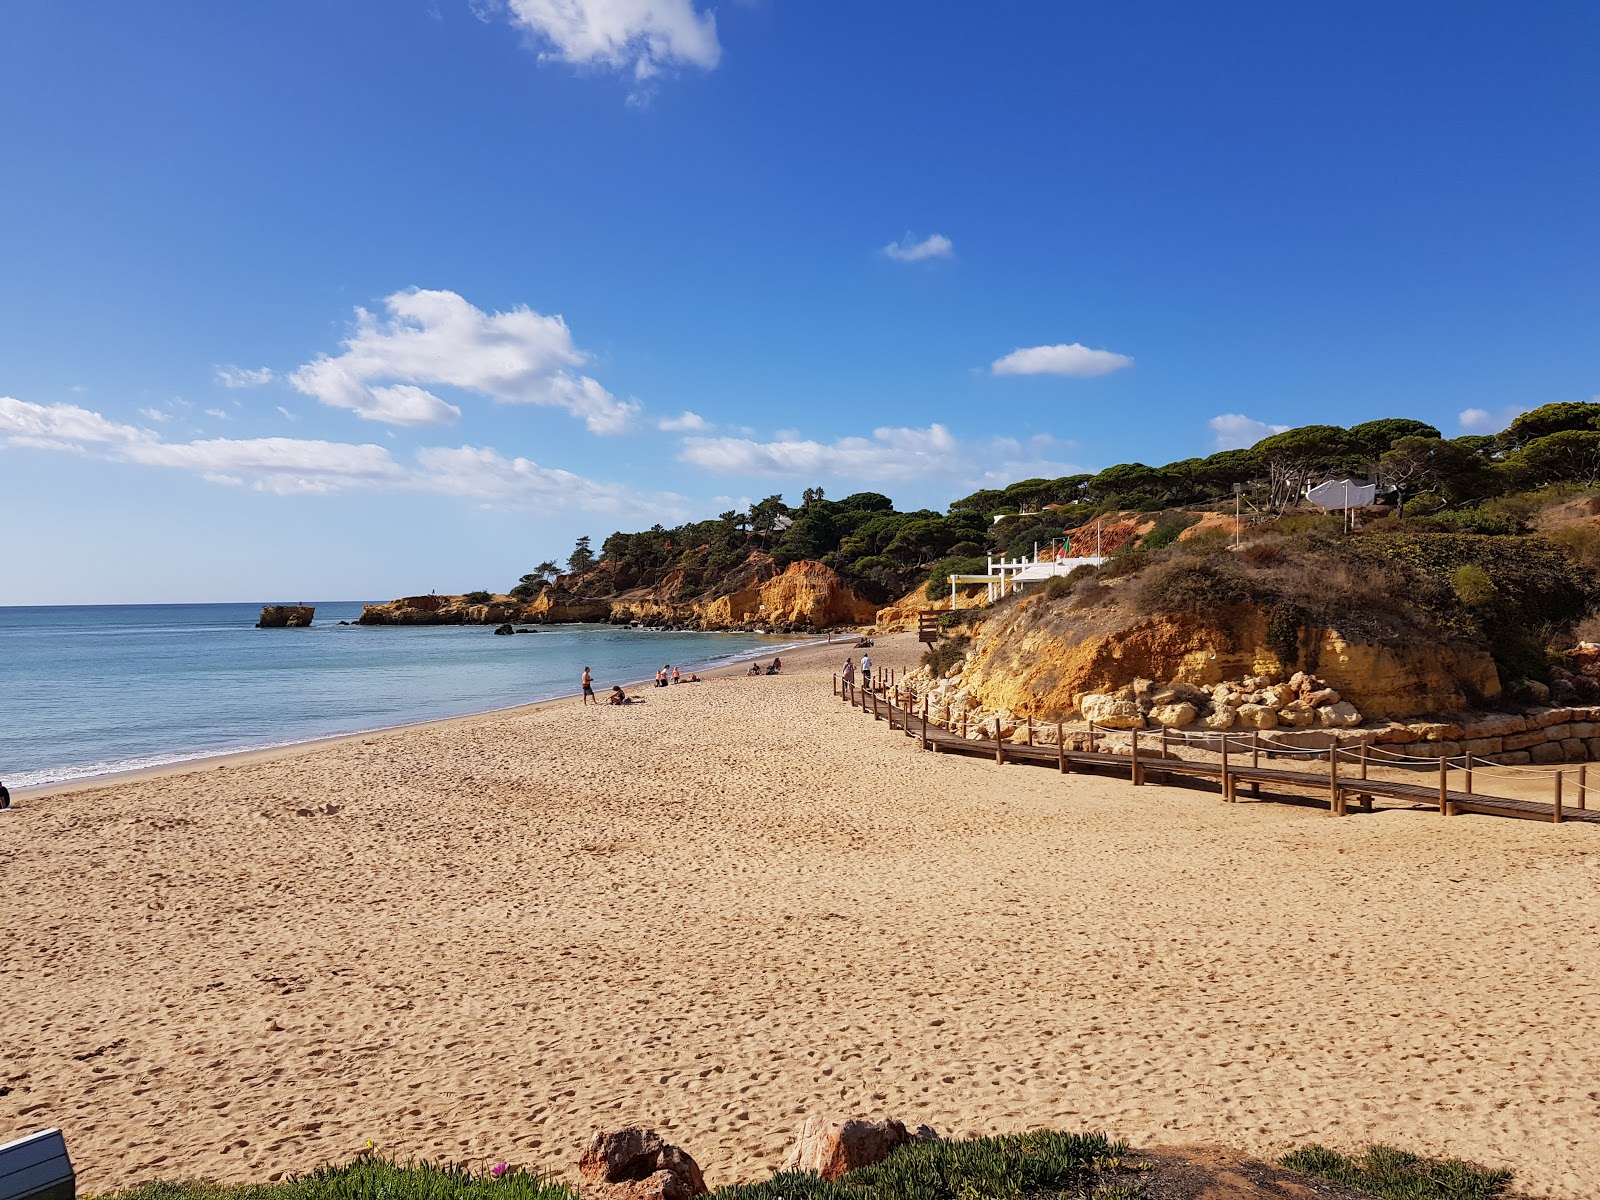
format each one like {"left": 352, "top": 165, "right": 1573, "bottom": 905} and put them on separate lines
{"left": 257, "top": 605, "right": 314, "bottom": 628}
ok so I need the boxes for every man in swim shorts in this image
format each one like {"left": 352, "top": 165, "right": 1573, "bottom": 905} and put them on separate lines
{"left": 581, "top": 666, "right": 595, "bottom": 704}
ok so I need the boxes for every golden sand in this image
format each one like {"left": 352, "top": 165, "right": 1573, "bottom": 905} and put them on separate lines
{"left": 3, "top": 634, "right": 1598, "bottom": 1197}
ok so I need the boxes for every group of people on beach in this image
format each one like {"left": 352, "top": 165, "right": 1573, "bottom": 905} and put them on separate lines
{"left": 745, "top": 655, "right": 783, "bottom": 676}
{"left": 580, "top": 663, "right": 700, "bottom": 706}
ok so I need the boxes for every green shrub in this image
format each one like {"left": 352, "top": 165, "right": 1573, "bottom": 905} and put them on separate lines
{"left": 921, "top": 634, "right": 970, "bottom": 677}
{"left": 715, "top": 1130, "right": 1131, "bottom": 1200}
{"left": 1138, "top": 511, "right": 1200, "bottom": 552}
{"left": 1450, "top": 564, "right": 1496, "bottom": 607}
{"left": 1136, "top": 557, "right": 1250, "bottom": 614}
{"left": 110, "top": 1158, "right": 576, "bottom": 1200}
{"left": 1280, "top": 1143, "right": 1512, "bottom": 1200}
{"left": 1411, "top": 508, "right": 1527, "bottom": 536}
{"left": 464, "top": 591, "right": 495, "bottom": 604}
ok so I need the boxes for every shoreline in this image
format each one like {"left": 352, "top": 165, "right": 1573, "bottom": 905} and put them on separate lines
{"left": 11, "top": 632, "right": 853, "bottom": 801}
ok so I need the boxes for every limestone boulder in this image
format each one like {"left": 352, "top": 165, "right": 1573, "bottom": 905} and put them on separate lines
{"left": 579, "top": 1129, "right": 707, "bottom": 1200}
{"left": 1318, "top": 701, "right": 1362, "bottom": 728}
{"left": 1259, "top": 685, "right": 1297, "bottom": 711}
{"left": 1202, "top": 704, "right": 1238, "bottom": 731}
{"left": 1079, "top": 693, "right": 1145, "bottom": 729}
{"left": 1278, "top": 702, "right": 1317, "bottom": 728}
{"left": 781, "top": 1116, "right": 938, "bottom": 1182}
{"left": 1148, "top": 702, "right": 1198, "bottom": 728}
{"left": 1235, "top": 703, "right": 1279, "bottom": 730}
{"left": 1303, "top": 687, "right": 1341, "bottom": 708}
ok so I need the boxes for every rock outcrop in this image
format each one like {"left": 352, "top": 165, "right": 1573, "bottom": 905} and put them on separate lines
{"left": 952, "top": 599, "right": 1500, "bottom": 720}
{"left": 360, "top": 559, "right": 879, "bottom": 632}
{"left": 257, "top": 605, "right": 313, "bottom": 628}
{"left": 578, "top": 1128, "right": 707, "bottom": 1200}
{"left": 780, "top": 1115, "right": 938, "bottom": 1181}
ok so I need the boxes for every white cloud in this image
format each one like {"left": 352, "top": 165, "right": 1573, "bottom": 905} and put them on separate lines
{"left": 492, "top": 0, "right": 720, "bottom": 82}
{"left": 276, "top": 406, "right": 298, "bottom": 421}
{"left": 882, "top": 233, "right": 953, "bottom": 263}
{"left": 139, "top": 407, "right": 174, "bottom": 423}
{"left": 677, "top": 424, "right": 1080, "bottom": 488}
{"left": 657, "top": 409, "right": 710, "bottom": 432}
{"left": 204, "top": 408, "right": 229, "bottom": 420}
{"left": 414, "top": 445, "right": 687, "bottom": 518}
{"left": 0, "top": 397, "right": 155, "bottom": 446}
{"left": 1208, "top": 413, "right": 1290, "bottom": 451}
{"left": 1459, "top": 405, "right": 1527, "bottom": 434}
{"left": 0, "top": 395, "right": 675, "bottom": 514}
{"left": 290, "top": 288, "right": 636, "bottom": 433}
{"left": 215, "top": 365, "right": 274, "bottom": 389}
{"left": 991, "top": 342, "right": 1133, "bottom": 378}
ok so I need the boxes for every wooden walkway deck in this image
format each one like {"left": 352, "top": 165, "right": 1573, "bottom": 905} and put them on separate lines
{"left": 838, "top": 676, "right": 1600, "bottom": 825}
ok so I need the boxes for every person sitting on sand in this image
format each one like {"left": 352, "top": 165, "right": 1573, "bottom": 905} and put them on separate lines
{"left": 685, "top": 673, "right": 700, "bottom": 683}
{"left": 609, "top": 685, "right": 638, "bottom": 705}
{"left": 746, "top": 662, "right": 762, "bottom": 676}
{"left": 0, "top": 779, "right": 9, "bottom": 810}
{"left": 771, "top": 655, "right": 782, "bottom": 673}
{"left": 672, "top": 667, "right": 681, "bottom": 684}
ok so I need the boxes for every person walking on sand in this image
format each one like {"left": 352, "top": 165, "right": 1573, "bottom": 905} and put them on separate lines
{"left": 581, "top": 666, "right": 595, "bottom": 705}
{"left": 842, "top": 656, "right": 855, "bottom": 689}
{"left": 860, "top": 651, "right": 872, "bottom": 689}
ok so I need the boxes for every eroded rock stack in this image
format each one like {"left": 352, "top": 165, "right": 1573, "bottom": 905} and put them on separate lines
{"left": 257, "top": 605, "right": 314, "bottom": 628}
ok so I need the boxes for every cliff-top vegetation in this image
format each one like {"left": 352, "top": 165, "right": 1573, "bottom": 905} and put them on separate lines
{"left": 511, "top": 402, "right": 1600, "bottom": 632}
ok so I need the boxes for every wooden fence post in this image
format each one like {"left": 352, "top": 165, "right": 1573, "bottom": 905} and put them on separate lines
{"left": 832, "top": 674, "right": 837, "bottom": 697}
{"left": 1464, "top": 754, "right": 1473, "bottom": 795}
{"left": 1089, "top": 722, "right": 1098, "bottom": 756}
{"left": 921, "top": 698, "right": 929, "bottom": 751}
{"left": 995, "top": 719, "right": 1005, "bottom": 766}
{"left": 1328, "top": 745, "right": 1340, "bottom": 816}
{"left": 1438, "top": 755, "right": 1448, "bottom": 814}
{"left": 961, "top": 711, "right": 968, "bottom": 740}
{"left": 1131, "top": 726, "right": 1142, "bottom": 785}
{"left": 1359, "top": 741, "right": 1369, "bottom": 780}
{"left": 1027, "top": 716, "right": 1034, "bottom": 747}
{"left": 1580, "top": 763, "right": 1588, "bottom": 810}
{"left": 1221, "top": 733, "right": 1232, "bottom": 802}
{"left": 1554, "top": 770, "right": 1564, "bottom": 824}
{"left": 1057, "top": 722, "right": 1067, "bottom": 773}
{"left": 1250, "top": 730, "right": 1262, "bottom": 798}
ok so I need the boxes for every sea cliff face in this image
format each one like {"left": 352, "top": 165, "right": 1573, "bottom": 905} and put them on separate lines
{"left": 949, "top": 594, "right": 1501, "bottom": 720}
{"left": 359, "top": 561, "right": 879, "bottom": 631}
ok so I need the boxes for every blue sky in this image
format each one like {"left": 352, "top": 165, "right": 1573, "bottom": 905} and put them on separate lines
{"left": 2, "top": 1, "right": 1595, "bottom": 604}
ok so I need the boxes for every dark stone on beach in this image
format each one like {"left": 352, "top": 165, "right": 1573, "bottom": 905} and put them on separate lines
{"left": 492, "top": 623, "right": 516, "bottom": 635}
{"left": 514, "top": 627, "right": 538, "bottom": 633}
{"left": 578, "top": 1128, "right": 706, "bottom": 1200}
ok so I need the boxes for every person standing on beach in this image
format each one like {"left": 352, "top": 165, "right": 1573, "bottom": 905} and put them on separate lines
{"left": 860, "top": 652, "right": 872, "bottom": 688}
{"left": 842, "top": 657, "right": 855, "bottom": 688}
{"left": 581, "top": 666, "right": 595, "bottom": 705}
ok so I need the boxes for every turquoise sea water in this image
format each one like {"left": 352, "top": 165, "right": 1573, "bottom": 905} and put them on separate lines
{"left": 0, "top": 603, "right": 804, "bottom": 789}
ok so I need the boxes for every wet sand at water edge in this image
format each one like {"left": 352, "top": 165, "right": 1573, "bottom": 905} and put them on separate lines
{"left": 3, "top": 634, "right": 1599, "bottom": 1198}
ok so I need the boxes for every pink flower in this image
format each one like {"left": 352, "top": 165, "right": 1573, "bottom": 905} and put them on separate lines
{"left": 490, "top": 1163, "right": 508, "bottom": 1179}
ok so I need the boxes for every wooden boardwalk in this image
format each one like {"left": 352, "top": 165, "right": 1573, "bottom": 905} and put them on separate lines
{"left": 838, "top": 675, "right": 1600, "bottom": 825}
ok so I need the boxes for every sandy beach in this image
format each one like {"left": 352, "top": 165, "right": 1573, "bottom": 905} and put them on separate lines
{"left": 4, "top": 632, "right": 1599, "bottom": 1198}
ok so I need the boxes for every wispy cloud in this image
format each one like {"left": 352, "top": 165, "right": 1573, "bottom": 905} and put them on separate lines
{"left": 1458, "top": 405, "right": 1527, "bottom": 434}
{"left": 0, "top": 395, "right": 678, "bottom": 516}
{"left": 215, "top": 365, "right": 274, "bottom": 389}
{"left": 485, "top": 0, "right": 720, "bottom": 90}
{"left": 882, "top": 233, "right": 953, "bottom": 263}
{"left": 289, "top": 288, "right": 638, "bottom": 433}
{"left": 678, "top": 424, "right": 1079, "bottom": 488}
{"left": 1208, "top": 413, "right": 1289, "bottom": 451}
{"left": 991, "top": 342, "right": 1133, "bottom": 378}
{"left": 657, "top": 410, "right": 710, "bottom": 432}
{"left": 139, "top": 407, "right": 174, "bottom": 423}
